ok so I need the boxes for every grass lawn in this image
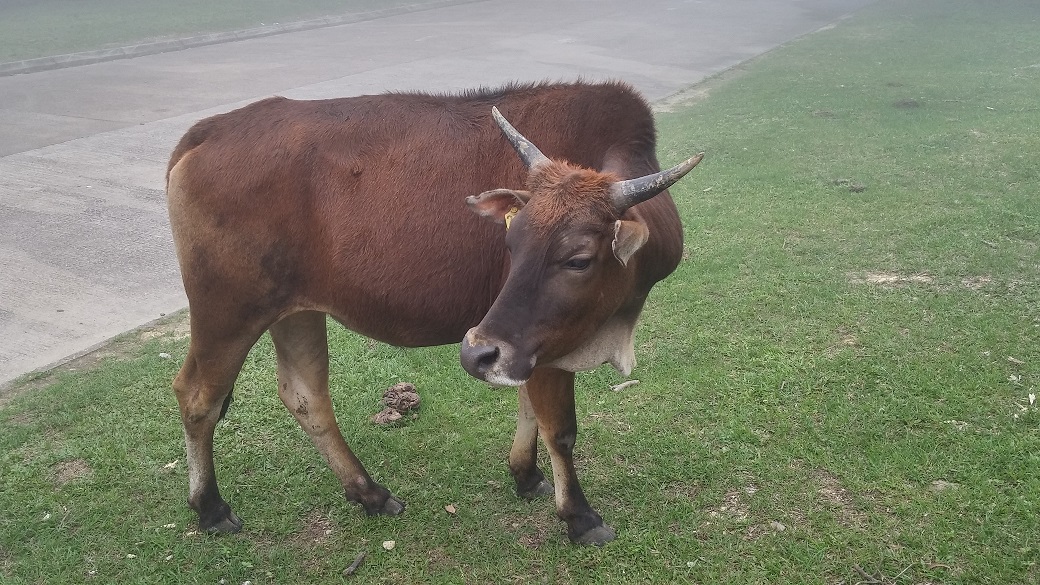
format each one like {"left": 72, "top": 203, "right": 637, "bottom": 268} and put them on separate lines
{"left": 2, "top": 0, "right": 1038, "bottom": 583}
{"left": 0, "top": 0, "right": 457, "bottom": 62}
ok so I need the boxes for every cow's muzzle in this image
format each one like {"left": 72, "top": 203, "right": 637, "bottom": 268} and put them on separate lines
{"left": 460, "top": 328, "right": 533, "bottom": 387}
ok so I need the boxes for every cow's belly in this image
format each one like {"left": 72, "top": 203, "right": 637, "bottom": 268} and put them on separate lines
{"left": 319, "top": 261, "right": 500, "bottom": 349}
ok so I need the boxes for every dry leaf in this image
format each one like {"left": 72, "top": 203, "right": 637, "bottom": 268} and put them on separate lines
{"left": 611, "top": 380, "right": 640, "bottom": 392}
{"left": 445, "top": 504, "right": 457, "bottom": 514}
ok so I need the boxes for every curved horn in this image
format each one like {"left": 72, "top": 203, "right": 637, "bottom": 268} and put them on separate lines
{"left": 492, "top": 106, "right": 550, "bottom": 169}
{"left": 609, "top": 152, "right": 704, "bottom": 212}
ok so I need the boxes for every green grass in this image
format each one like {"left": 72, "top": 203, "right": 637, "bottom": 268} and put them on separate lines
{"left": 0, "top": 0, "right": 455, "bottom": 62}
{"left": 2, "top": 0, "right": 1039, "bottom": 582}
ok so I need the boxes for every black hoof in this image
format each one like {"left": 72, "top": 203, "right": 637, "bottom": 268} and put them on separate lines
{"left": 363, "top": 494, "right": 406, "bottom": 517}
{"left": 570, "top": 524, "right": 616, "bottom": 546}
{"left": 197, "top": 504, "right": 243, "bottom": 534}
{"left": 380, "top": 495, "right": 406, "bottom": 516}
{"left": 517, "top": 479, "right": 554, "bottom": 500}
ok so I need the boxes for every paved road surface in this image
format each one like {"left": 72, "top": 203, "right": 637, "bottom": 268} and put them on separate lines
{"left": 0, "top": 0, "right": 873, "bottom": 387}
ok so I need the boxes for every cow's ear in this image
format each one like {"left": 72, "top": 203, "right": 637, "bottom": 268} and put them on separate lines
{"left": 466, "top": 189, "right": 529, "bottom": 225}
{"left": 612, "top": 220, "right": 649, "bottom": 267}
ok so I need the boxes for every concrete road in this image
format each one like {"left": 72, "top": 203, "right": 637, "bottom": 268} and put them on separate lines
{"left": 0, "top": 0, "right": 873, "bottom": 387}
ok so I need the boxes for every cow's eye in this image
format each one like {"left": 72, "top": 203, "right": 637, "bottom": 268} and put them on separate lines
{"left": 563, "top": 256, "right": 592, "bottom": 271}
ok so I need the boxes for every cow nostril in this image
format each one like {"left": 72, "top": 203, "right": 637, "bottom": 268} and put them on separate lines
{"left": 471, "top": 345, "right": 500, "bottom": 374}
{"left": 460, "top": 339, "right": 500, "bottom": 378}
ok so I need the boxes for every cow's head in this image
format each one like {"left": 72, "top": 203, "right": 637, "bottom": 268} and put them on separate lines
{"left": 460, "top": 107, "right": 702, "bottom": 386}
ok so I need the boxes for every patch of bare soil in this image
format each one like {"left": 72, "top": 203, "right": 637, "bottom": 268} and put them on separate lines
{"left": 702, "top": 485, "right": 752, "bottom": 534}
{"left": 53, "top": 458, "right": 93, "bottom": 487}
{"left": 0, "top": 310, "right": 190, "bottom": 409}
{"left": 6, "top": 411, "right": 34, "bottom": 426}
{"left": 850, "top": 272, "right": 1000, "bottom": 292}
{"left": 719, "top": 485, "right": 754, "bottom": 522}
{"left": 812, "top": 468, "right": 866, "bottom": 527}
{"left": 499, "top": 512, "right": 558, "bottom": 549}
{"left": 893, "top": 98, "right": 922, "bottom": 109}
{"left": 654, "top": 87, "right": 712, "bottom": 113}
{"left": 425, "top": 547, "right": 458, "bottom": 572}
{"left": 652, "top": 64, "right": 752, "bottom": 114}
{"left": 293, "top": 510, "right": 335, "bottom": 547}
{"left": 960, "top": 276, "right": 992, "bottom": 290}
{"left": 704, "top": 484, "right": 792, "bottom": 541}
{"left": 0, "top": 546, "right": 11, "bottom": 578}
{"left": 830, "top": 178, "right": 866, "bottom": 192}
{"left": 849, "top": 271, "right": 935, "bottom": 287}
{"left": 662, "top": 481, "right": 702, "bottom": 503}
{"left": 826, "top": 326, "right": 862, "bottom": 358}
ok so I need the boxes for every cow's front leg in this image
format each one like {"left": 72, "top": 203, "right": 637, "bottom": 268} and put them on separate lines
{"left": 525, "top": 367, "right": 615, "bottom": 545}
{"left": 270, "top": 311, "right": 404, "bottom": 516}
{"left": 509, "top": 384, "right": 555, "bottom": 499}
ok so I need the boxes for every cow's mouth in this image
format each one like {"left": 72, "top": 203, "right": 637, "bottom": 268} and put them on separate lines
{"left": 460, "top": 329, "right": 535, "bottom": 387}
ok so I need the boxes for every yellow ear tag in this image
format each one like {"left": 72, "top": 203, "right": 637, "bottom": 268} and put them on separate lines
{"left": 504, "top": 206, "right": 520, "bottom": 230}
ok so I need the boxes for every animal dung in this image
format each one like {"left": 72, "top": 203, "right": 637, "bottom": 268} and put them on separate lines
{"left": 383, "top": 382, "right": 421, "bottom": 412}
{"left": 371, "top": 382, "right": 421, "bottom": 425}
{"left": 371, "top": 408, "right": 403, "bottom": 425}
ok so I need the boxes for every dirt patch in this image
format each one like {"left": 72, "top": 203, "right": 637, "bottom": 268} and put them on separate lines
{"left": 425, "top": 547, "right": 458, "bottom": 571}
{"left": 662, "top": 481, "right": 702, "bottom": 503}
{"left": 499, "top": 512, "right": 558, "bottom": 549}
{"left": 519, "top": 518, "right": 558, "bottom": 550}
{"left": 894, "top": 98, "right": 922, "bottom": 109}
{"left": 704, "top": 484, "right": 794, "bottom": 541}
{"left": 849, "top": 271, "right": 934, "bottom": 287}
{"left": 53, "top": 458, "right": 93, "bottom": 487}
{"left": 0, "top": 310, "right": 190, "bottom": 409}
{"left": 653, "top": 87, "right": 712, "bottom": 113}
{"left": 849, "top": 272, "right": 1000, "bottom": 292}
{"left": 928, "top": 479, "right": 959, "bottom": 492}
{"left": 826, "top": 326, "right": 862, "bottom": 358}
{"left": 5, "top": 411, "right": 34, "bottom": 426}
{"left": 812, "top": 468, "right": 866, "bottom": 527}
{"left": 588, "top": 410, "right": 633, "bottom": 434}
{"left": 293, "top": 510, "right": 335, "bottom": 547}
{"left": 960, "top": 276, "right": 992, "bottom": 290}
{"left": 830, "top": 178, "right": 866, "bottom": 193}
{"left": 706, "top": 484, "right": 755, "bottom": 524}
{"left": 653, "top": 64, "right": 752, "bottom": 114}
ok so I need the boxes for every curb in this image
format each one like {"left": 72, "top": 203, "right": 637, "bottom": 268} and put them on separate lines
{"left": 0, "top": 0, "right": 485, "bottom": 77}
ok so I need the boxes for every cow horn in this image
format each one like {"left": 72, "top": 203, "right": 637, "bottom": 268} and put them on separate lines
{"left": 609, "top": 153, "right": 704, "bottom": 212}
{"left": 492, "top": 106, "right": 550, "bottom": 169}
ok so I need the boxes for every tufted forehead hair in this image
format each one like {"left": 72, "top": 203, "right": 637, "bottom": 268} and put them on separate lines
{"left": 523, "top": 162, "right": 620, "bottom": 231}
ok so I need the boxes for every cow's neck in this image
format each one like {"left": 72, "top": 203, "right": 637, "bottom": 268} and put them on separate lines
{"left": 545, "top": 310, "right": 640, "bottom": 376}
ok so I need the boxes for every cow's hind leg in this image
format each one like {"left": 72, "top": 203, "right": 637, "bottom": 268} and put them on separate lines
{"left": 269, "top": 311, "right": 404, "bottom": 516}
{"left": 174, "top": 327, "right": 259, "bottom": 533}
{"left": 509, "top": 385, "right": 554, "bottom": 499}
{"left": 526, "top": 367, "right": 616, "bottom": 546}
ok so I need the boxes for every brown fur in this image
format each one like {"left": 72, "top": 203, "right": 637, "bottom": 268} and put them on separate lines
{"left": 166, "top": 80, "right": 688, "bottom": 544}
{"left": 523, "top": 164, "right": 620, "bottom": 232}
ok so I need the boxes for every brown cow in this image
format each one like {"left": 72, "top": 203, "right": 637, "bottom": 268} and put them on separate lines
{"left": 166, "top": 81, "right": 701, "bottom": 545}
